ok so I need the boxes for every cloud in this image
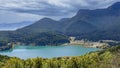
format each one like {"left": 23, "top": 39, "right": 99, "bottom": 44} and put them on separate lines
{"left": 0, "top": 0, "right": 120, "bottom": 23}
{"left": 0, "top": 0, "right": 71, "bottom": 16}
{"left": 0, "top": 10, "right": 42, "bottom": 23}
{"left": 0, "top": 0, "right": 119, "bottom": 16}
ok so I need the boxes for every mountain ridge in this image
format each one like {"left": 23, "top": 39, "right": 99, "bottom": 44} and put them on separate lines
{"left": 17, "top": 2, "right": 120, "bottom": 41}
{"left": 1, "top": 2, "right": 120, "bottom": 42}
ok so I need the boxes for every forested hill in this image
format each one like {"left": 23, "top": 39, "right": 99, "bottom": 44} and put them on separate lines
{"left": 17, "top": 2, "right": 120, "bottom": 41}
{"left": 0, "top": 2, "right": 120, "bottom": 47}
{"left": 0, "top": 31, "right": 69, "bottom": 46}
{"left": 0, "top": 45, "right": 119, "bottom": 68}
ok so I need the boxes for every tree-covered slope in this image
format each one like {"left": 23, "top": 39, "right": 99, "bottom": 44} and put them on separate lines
{"left": 18, "top": 18, "right": 63, "bottom": 33}
{"left": 17, "top": 2, "right": 120, "bottom": 41}
{"left": 63, "top": 2, "right": 120, "bottom": 41}
{"left": 0, "top": 31, "right": 69, "bottom": 46}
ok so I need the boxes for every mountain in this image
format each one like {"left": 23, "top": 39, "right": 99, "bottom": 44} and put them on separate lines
{"left": 72, "top": 3, "right": 120, "bottom": 30}
{"left": 0, "top": 19, "right": 69, "bottom": 46}
{"left": 65, "top": 20, "right": 97, "bottom": 35}
{"left": 0, "top": 21, "right": 33, "bottom": 31}
{"left": 19, "top": 16, "right": 97, "bottom": 35}
{"left": 69, "top": 2, "right": 120, "bottom": 40}
{"left": 18, "top": 18, "right": 64, "bottom": 33}
{"left": 19, "top": 2, "right": 120, "bottom": 41}
{"left": 1, "top": 2, "right": 120, "bottom": 44}
{"left": 108, "top": 2, "right": 120, "bottom": 10}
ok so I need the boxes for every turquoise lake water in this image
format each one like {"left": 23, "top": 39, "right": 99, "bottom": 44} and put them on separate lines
{"left": 0, "top": 45, "right": 100, "bottom": 59}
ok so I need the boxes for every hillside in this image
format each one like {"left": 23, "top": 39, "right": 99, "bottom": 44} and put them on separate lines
{"left": 18, "top": 18, "right": 62, "bottom": 32}
{"left": 64, "top": 2, "right": 120, "bottom": 40}
{"left": 0, "top": 2, "right": 120, "bottom": 47}
{"left": 16, "top": 2, "right": 120, "bottom": 41}
{"left": 0, "top": 31, "right": 69, "bottom": 46}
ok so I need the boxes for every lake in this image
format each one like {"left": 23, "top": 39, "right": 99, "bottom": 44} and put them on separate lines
{"left": 0, "top": 45, "right": 100, "bottom": 59}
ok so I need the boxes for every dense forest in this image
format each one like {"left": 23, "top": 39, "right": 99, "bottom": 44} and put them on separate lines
{"left": 0, "top": 41, "right": 13, "bottom": 51}
{"left": 0, "top": 31, "right": 69, "bottom": 46}
{"left": 0, "top": 45, "right": 119, "bottom": 68}
{"left": 0, "top": 30, "right": 69, "bottom": 50}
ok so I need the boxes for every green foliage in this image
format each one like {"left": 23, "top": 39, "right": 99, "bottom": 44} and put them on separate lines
{"left": 0, "top": 31, "right": 70, "bottom": 53}
{"left": 0, "top": 41, "right": 7, "bottom": 46}
{"left": 0, "top": 31, "right": 69, "bottom": 46}
{"left": 0, "top": 45, "right": 120, "bottom": 68}
{"left": 4, "top": 58, "right": 24, "bottom": 68}
{"left": 0, "top": 55, "right": 10, "bottom": 67}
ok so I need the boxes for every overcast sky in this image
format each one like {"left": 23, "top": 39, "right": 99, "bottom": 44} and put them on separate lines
{"left": 0, "top": 0, "right": 120, "bottom": 23}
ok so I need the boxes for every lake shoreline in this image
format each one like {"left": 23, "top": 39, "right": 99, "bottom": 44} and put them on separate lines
{"left": 0, "top": 45, "right": 100, "bottom": 59}
{"left": 67, "top": 37, "right": 110, "bottom": 49}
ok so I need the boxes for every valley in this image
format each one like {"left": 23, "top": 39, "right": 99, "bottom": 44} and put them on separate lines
{"left": 1, "top": 2, "right": 120, "bottom": 50}
{"left": 0, "top": 2, "right": 120, "bottom": 68}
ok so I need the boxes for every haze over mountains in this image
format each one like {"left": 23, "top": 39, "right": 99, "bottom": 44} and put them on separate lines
{"left": 16, "top": 2, "right": 120, "bottom": 41}
{"left": 0, "top": 21, "right": 33, "bottom": 31}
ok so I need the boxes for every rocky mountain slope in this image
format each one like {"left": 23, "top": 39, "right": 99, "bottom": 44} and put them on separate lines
{"left": 18, "top": 2, "right": 120, "bottom": 41}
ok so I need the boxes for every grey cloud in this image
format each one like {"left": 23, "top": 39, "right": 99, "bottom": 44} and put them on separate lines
{"left": 0, "top": 0, "right": 120, "bottom": 22}
{"left": 0, "top": 0, "right": 71, "bottom": 16}
{"left": 10, "top": 2, "right": 70, "bottom": 16}
{"left": 0, "top": 0, "right": 118, "bottom": 15}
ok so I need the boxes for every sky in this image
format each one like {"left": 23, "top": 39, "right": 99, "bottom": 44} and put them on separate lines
{"left": 0, "top": 0, "right": 120, "bottom": 23}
